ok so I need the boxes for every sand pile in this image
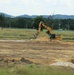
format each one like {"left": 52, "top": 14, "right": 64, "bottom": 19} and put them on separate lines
{"left": 50, "top": 61, "right": 74, "bottom": 68}
{"left": 35, "top": 37, "right": 50, "bottom": 41}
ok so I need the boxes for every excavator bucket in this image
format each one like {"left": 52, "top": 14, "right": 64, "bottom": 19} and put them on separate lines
{"left": 33, "top": 33, "right": 38, "bottom": 39}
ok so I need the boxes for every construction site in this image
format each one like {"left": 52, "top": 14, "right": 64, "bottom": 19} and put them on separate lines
{"left": 0, "top": 21, "right": 74, "bottom": 69}
{"left": 0, "top": 0, "right": 74, "bottom": 74}
{"left": 0, "top": 27, "right": 74, "bottom": 75}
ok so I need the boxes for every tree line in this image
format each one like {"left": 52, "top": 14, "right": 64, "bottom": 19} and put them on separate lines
{"left": 0, "top": 14, "right": 74, "bottom": 30}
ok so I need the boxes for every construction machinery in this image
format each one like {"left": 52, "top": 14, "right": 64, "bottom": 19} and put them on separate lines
{"left": 34, "top": 21, "right": 62, "bottom": 40}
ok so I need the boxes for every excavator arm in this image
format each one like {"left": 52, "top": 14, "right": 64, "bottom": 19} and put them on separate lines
{"left": 34, "top": 21, "right": 62, "bottom": 40}
{"left": 34, "top": 21, "right": 53, "bottom": 38}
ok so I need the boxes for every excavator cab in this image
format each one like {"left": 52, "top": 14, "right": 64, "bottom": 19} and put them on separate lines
{"left": 46, "top": 31, "right": 56, "bottom": 39}
{"left": 50, "top": 34, "right": 56, "bottom": 39}
{"left": 50, "top": 34, "right": 62, "bottom": 40}
{"left": 46, "top": 31, "right": 62, "bottom": 40}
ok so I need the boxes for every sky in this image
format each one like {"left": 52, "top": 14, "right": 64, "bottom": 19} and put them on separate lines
{"left": 0, "top": 0, "right": 74, "bottom": 16}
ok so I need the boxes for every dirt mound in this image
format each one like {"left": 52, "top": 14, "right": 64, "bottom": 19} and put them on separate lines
{"left": 60, "top": 41, "right": 74, "bottom": 45}
{"left": 35, "top": 37, "right": 50, "bottom": 41}
{"left": 50, "top": 61, "right": 74, "bottom": 68}
{"left": 0, "top": 40, "right": 74, "bottom": 66}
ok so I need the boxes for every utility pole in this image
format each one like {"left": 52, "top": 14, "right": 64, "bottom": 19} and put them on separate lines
{"left": 68, "top": 24, "right": 70, "bottom": 31}
{"left": 59, "top": 23, "right": 61, "bottom": 30}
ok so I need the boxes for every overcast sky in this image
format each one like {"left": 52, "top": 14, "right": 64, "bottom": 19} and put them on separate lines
{"left": 0, "top": 0, "right": 74, "bottom": 16}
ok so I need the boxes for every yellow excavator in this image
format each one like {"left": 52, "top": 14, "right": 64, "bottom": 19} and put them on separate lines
{"left": 34, "top": 21, "right": 62, "bottom": 40}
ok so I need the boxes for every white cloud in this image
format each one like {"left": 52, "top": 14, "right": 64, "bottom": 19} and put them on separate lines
{"left": 1, "top": 0, "right": 11, "bottom": 4}
{"left": 0, "top": 0, "right": 74, "bottom": 16}
{"left": 44, "top": 0, "right": 57, "bottom": 5}
{"left": 59, "top": 0, "right": 74, "bottom": 7}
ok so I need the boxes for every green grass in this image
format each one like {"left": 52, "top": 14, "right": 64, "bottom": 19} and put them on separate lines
{"left": 0, "top": 28, "right": 36, "bottom": 40}
{"left": 0, "top": 28, "right": 74, "bottom": 41}
{"left": 54, "top": 30, "right": 74, "bottom": 38}
{"left": 0, "top": 64, "right": 74, "bottom": 75}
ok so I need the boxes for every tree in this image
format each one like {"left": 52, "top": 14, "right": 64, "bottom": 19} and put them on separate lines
{"left": 53, "top": 19, "right": 60, "bottom": 30}
{"left": 0, "top": 14, "right": 5, "bottom": 29}
{"left": 33, "top": 16, "right": 45, "bottom": 30}
{"left": 17, "top": 18, "right": 26, "bottom": 28}
{"left": 47, "top": 15, "right": 54, "bottom": 29}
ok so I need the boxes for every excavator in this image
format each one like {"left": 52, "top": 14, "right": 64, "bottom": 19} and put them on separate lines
{"left": 34, "top": 21, "right": 62, "bottom": 40}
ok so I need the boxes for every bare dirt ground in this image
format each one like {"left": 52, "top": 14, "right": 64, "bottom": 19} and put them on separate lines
{"left": 0, "top": 39, "right": 74, "bottom": 66}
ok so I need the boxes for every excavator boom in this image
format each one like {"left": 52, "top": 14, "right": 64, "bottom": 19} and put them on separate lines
{"left": 36, "top": 21, "right": 52, "bottom": 34}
